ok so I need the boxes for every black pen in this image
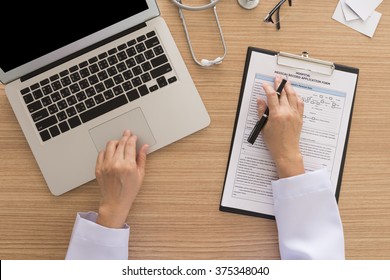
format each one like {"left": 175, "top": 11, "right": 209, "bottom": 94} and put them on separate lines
{"left": 247, "top": 79, "right": 287, "bottom": 144}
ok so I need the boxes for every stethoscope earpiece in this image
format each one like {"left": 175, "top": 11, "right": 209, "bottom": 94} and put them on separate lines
{"left": 171, "top": 0, "right": 227, "bottom": 67}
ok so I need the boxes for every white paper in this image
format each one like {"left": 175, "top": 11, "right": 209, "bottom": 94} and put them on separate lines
{"left": 220, "top": 51, "right": 358, "bottom": 217}
{"left": 333, "top": 1, "right": 382, "bottom": 38}
{"left": 345, "top": 0, "right": 382, "bottom": 21}
{"left": 340, "top": 0, "right": 360, "bottom": 21}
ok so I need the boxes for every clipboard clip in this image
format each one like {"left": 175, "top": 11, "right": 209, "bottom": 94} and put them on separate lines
{"left": 277, "top": 51, "right": 335, "bottom": 76}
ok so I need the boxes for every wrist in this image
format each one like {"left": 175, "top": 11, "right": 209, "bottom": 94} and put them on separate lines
{"left": 274, "top": 153, "right": 305, "bottom": 179}
{"left": 97, "top": 204, "right": 130, "bottom": 228}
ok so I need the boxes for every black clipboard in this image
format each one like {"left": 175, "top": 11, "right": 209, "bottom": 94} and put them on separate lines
{"left": 219, "top": 47, "right": 359, "bottom": 220}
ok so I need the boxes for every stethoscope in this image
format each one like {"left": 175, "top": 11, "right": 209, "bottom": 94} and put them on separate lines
{"left": 170, "top": 0, "right": 227, "bottom": 67}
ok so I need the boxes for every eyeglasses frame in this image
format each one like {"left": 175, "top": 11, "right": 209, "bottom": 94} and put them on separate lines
{"left": 264, "top": 0, "right": 292, "bottom": 30}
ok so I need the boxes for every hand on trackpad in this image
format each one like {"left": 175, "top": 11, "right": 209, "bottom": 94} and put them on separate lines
{"left": 89, "top": 108, "right": 156, "bottom": 153}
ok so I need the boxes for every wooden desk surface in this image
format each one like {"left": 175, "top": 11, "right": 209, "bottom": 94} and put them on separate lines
{"left": 1, "top": 0, "right": 390, "bottom": 259}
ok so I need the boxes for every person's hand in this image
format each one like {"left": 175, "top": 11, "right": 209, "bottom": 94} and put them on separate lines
{"left": 258, "top": 75, "right": 305, "bottom": 178}
{"left": 95, "top": 130, "right": 149, "bottom": 228}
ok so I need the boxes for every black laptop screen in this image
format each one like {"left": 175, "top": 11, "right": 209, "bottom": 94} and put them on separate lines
{"left": 0, "top": 1, "right": 149, "bottom": 72}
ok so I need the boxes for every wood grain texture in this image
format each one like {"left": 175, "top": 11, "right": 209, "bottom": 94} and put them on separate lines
{"left": 0, "top": 0, "right": 389, "bottom": 259}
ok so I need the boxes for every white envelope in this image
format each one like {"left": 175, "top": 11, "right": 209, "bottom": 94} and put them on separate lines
{"left": 332, "top": 1, "right": 382, "bottom": 38}
{"left": 345, "top": 0, "right": 382, "bottom": 21}
{"left": 340, "top": 0, "right": 360, "bottom": 21}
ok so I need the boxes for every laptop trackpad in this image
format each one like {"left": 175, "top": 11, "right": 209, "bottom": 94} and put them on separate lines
{"left": 89, "top": 108, "right": 156, "bottom": 152}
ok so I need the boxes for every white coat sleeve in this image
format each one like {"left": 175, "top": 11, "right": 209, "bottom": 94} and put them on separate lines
{"left": 65, "top": 212, "right": 129, "bottom": 260}
{"left": 272, "top": 169, "right": 345, "bottom": 260}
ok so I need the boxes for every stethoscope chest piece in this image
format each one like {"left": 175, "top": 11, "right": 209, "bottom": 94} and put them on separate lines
{"left": 237, "top": 0, "right": 260, "bottom": 10}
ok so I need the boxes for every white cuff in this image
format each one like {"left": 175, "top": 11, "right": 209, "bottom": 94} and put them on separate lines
{"left": 65, "top": 211, "right": 130, "bottom": 260}
{"left": 272, "top": 168, "right": 332, "bottom": 200}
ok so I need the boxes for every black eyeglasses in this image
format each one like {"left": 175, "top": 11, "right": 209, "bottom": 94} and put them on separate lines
{"left": 264, "top": 0, "right": 293, "bottom": 30}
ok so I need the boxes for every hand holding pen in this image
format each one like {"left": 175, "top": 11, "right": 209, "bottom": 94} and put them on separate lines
{"left": 248, "top": 75, "right": 305, "bottom": 178}
{"left": 247, "top": 78, "right": 287, "bottom": 144}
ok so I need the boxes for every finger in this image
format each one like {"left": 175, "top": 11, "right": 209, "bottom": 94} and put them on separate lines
{"left": 275, "top": 76, "right": 289, "bottom": 106}
{"left": 257, "top": 98, "right": 267, "bottom": 117}
{"left": 137, "top": 144, "right": 149, "bottom": 175}
{"left": 95, "top": 150, "right": 104, "bottom": 174}
{"left": 114, "top": 130, "right": 131, "bottom": 159}
{"left": 124, "top": 134, "right": 137, "bottom": 162}
{"left": 274, "top": 74, "right": 283, "bottom": 88}
{"left": 273, "top": 75, "right": 285, "bottom": 95}
{"left": 262, "top": 82, "right": 279, "bottom": 112}
{"left": 297, "top": 94, "right": 305, "bottom": 117}
{"left": 122, "top": 129, "right": 131, "bottom": 137}
{"left": 105, "top": 139, "right": 119, "bottom": 159}
{"left": 284, "top": 80, "right": 299, "bottom": 110}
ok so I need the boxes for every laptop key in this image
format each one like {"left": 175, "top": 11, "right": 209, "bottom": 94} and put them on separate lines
{"left": 132, "top": 66, "right": 143, "bottom": 77}
{"left": 49, "top": 74, "right": 59, "bottom": 82}
{"left": 151, "top": 63, "right": 172, "bottom": 79}
{"left": 168, "top": 76, "right": 177, "bottom": 84}
{"left": 149, "top": 85, "right": 159, "bottom": 92}
{"left": 144, "top": 49, "right": 155, "bottom": 60}
{"left": 113, "top": 85, "right": 124, "bottom": 96}
{"left": 49, "top": 126, "right": 61, "bottom": 138}
{"left": 32, "top": 89, "right": 43, "bottom": 99}
{"left": 69, "top": 65, "right": 79, "bottom": 73}
{"left": 59, "top": 121, "right": 70, "bottom": 133}
{"left": 145, "top": 36, "right": 160, "bottom": 49}
{"left": 146, "top": 31, "right": 156, "bottom": 38}
{"left": 57, "top": 111, "right": 67, "bottom": 121}
{"left": 94, "top": 94, "right": 105, "bottom": 104}
{"left": 118, "top": 43, "right": 127, "bottom": 51}
{"left": 108, "top": 48, "right": 117, "bottom": 55}
{"left": 28, "top": 100, "right": 43, "bottom": 113}
{"left": 80, "top": 68, "right": 90, "bottom": 78}
{"left": 127, "top": 39, "right": 136, "bottom": 47}
{"left": 157, "top": 76, "right": 168, "bottom": 88}
{"left": 85, "top": 98, "right": 96, "bottom": 108}
{"left": 137, "top": 35, "right": 146, "bottom": 42}
{"left": 153, "top": 45, "right": 164, "bottom": 56}
{"left": 68, "top": 116, "right": 82, "bottom": 128}
{"left": 135, "top": 43, "right": 146, "bottom": 53}
{"left": 80, "top": 94, "right": 128, "bottom": 123}
{"left": 138, "top": 85, "right": 149, "bottom": 96}
{"left": 36, "top": 116, "right": 58, "bottom": 131}
{"left": 79, "top": 61, "right": 88, "bottom": 68}
{"left": 40, "top": 78, "right": 50, "bottom": 86}
{"left": 40, "top": 130, "right": 51, "bottom": 142}
{"left": 89, "top": 64, "right": 99, "bottom": 74}
{"left": 59, "top": 70, "right": 69, "bottom": 77}
{"left": 131, "top": 77, "right": 142, "bottom": 88}
{"left": 126, "top": 89, "right": 140, "bottom": 102}
{"left": 23, "top": 93, "right": 34, "bottom": 104}
{"left": 151, "top": 54, "right": 168, "bottom": 68}
{"left": 32, "top": 108, "right": 49, "bottom": 122}
{"left": 42, "top": 85, "right": 53, "bottom": 95}
{"left": 141, "top": 73, "right": 151, "bottom": 83}
{"left": 126, "top": 47, "right": 137, "bottom": 57}
{"left": 21, "top": 87, "right": 30, "bottom": 95}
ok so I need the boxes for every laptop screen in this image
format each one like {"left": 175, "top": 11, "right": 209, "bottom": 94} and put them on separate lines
{"left": 0, "top": 2, "right": 149, "bottom": 73}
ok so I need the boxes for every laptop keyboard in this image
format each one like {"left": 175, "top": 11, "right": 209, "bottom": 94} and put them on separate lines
{"left": 20, "top": 30, "right": 177, "bottom": 142}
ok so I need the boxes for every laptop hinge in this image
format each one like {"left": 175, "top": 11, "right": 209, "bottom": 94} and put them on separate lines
{"left": 21, "top": 22, "right": 147, "bottom": 82}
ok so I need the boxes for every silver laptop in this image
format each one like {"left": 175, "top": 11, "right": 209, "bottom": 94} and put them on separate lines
{"left": 0, "top": 0, "right": 210, "bottom": 195}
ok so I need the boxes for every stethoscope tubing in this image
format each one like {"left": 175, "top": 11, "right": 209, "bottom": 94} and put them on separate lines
{"left": 171, "top": 0, "right": 227, "bottom": 67}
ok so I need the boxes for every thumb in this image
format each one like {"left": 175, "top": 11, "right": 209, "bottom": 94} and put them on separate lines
{"left": 257, "top": 98, "right": 267, "bottom": 117}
